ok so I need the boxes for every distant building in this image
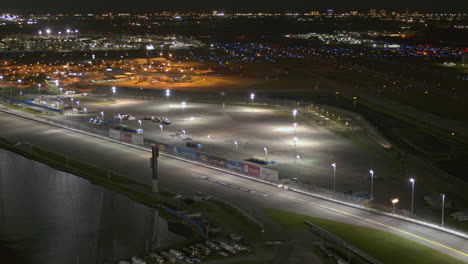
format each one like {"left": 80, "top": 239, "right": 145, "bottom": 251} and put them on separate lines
{"left": 327, "top": 9, "right": 334, "bottom": 16}
{"left": 369, "top": 9, "right": 377, "bottom": 16}
{"left": 350, "top": 11, "right": 359, "bottom": 16}
{"left": 309, "top": 11, "right": 320, "bottom": 16}
{"left": 379, "top": 9, "right": 387, "bottom": 16}
{"left": 212, "top": 10, "right": 218, "bottom": 16}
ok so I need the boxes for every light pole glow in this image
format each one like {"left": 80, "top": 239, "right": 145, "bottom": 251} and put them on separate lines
{"left": 166, "top": 89, "right": 170, "bottom": 97}
{"left": 159, "top": 124, "right": 163, "bottom": 135}
{"left": 370, "top": 170, "right": 374, "bottom": 206}
{"left": 250, "top": 93, "right": 255, "bottom": 112}
{"left": 264, "top": 147, "right": 268, "bottom": 158}
{"left": 234, "top": 141, "right": 238, "bottom": 151}
{"left": 100, "top": 111, "right": 104, "bottom": 119}
{"left": 410, "top": 178, "right": 415, "bottom": 217}
{"left": 332, "top": 163, "right": 336, "bottom": 192}
{"left": 391, "top": 198, "right": 399, "bottom": 214}
{"left": 138, "top": 120, "right": 142, "bottom": 128}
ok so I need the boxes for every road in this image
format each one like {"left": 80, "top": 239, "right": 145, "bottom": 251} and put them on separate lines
{"left": 0, "top": 111, "right": 467, "bottom": 262}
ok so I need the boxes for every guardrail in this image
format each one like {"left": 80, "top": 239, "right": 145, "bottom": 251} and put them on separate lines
{"left": 304, "top": 220, "right": 383, "bottom": 264}
{"left": 211, "top": 196, "right": 265, "bottom": 233}
{"left": 1, "top": 106, "right": 468, "bottom": 242}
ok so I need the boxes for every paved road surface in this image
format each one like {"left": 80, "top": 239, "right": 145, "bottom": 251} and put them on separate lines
{"left": 0, "top": 111, "right": 467, "bottom": 262}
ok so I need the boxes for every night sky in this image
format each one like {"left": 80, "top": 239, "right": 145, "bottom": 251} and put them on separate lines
{"left": 1, "top": 0, "right": 467, "bottom": 13}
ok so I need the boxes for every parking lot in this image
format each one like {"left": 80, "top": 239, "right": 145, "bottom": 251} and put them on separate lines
{"left": 51, "top": 95, "right": 399, "bottom": 197}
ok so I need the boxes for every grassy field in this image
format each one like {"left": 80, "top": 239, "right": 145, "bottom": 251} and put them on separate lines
{"left": 263, "top": 208, "right": 467, "bottom": 264}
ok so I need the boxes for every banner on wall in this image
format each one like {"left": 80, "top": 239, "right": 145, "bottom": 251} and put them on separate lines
{"left": 226, "top": 160, "right": 243, "bottom": 173}
{"left": 109, "top": 129, "right": 120, "bottom": 140}
{"left": 175, "top": 146, "right": 197, "bottom": 160}
{"left": 260, "top": 167, "right": 279, "bottom": 182}
{"left": 120, "top": 133, "right": 132, "bottom": 143}
{"left": 132, "top": 135, "right": 144, "bottom": 146}
{"left": 243, "top": 163, "right": 260, "bottom": 177}
{"left": 208, "top": 155, "right": 227, "bottom": 168}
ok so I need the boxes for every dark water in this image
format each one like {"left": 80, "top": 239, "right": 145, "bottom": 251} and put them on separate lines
{"left": 0, "top": 149, "right": 183, "bottom": 264}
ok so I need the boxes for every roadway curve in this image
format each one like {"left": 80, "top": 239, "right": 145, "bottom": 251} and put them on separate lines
{"left": 0, "top": 110, "right": 467, "bottom": 263}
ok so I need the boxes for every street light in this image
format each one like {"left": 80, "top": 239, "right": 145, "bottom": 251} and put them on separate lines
{"left": 112, "top": 86, "right": 116, "bottom": 96}
{"left": 293, "top": 109, "right": 297, "bottom": 123}
{"left": 38, "top": 83, "right": 41, "bottom": 95}
{"left": 332, "top": 163, "right": 336, "bottom": 192}
{"left": 138, "top": 120, "right": 142, "bottom": 128}
{"left": 391, "top": 198, "right": 399, "bottom": 214}
{"left": 293, "top": 137, "right": 298, "bottom": 164}
{"left": 46, "top": 29, "right": 51, "bottom": 37}
{"left": 182, "top": 129, "right": 186, "bottom": 135}
{"left": 159, "top": 124, "right": 163, "bottom": 135}
{"left": 100, "top": 111, "right": 104, "bottom": 119}
{"left": 441, "top": 194, "right": 445, "bottom": 227}
{"left": 369, "top": 170, "right": 374, "bottom": 206}
{"left": 264, "top": 147, "right": 268, "bottom": 158}
{"left": 409, "top": 178, "right": 415, "bottom": 217}
{"left": 181, "top": 101, "right": 186, "bottom": 112}
{"left": 166, "top": 89, "right": 170, "bottom": 97}
{"left": 234, "top": 141, "right": 238, "bottom": 151}
{"left": 250, "top": 93, "right": 255, "bottom": 112}
{"left": 83, "top": 107, "right": 87, "bottom": 118}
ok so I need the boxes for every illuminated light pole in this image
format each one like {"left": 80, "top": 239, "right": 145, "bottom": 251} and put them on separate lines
{"left": 369, "top": 170, "right": 374, "bottom": 206}
{"left": 410, "top": 178, "right": 415, "bottom": 217}
{"left": 441, "top": 194, "right": 445, "bottom": 227}
{"left": 332, "top": 163, "right": 336, "bottom": 192}
{"left": 138, "top": 120, "right": 142, "bottom": 128}
{"left": 166, "top": 89, "right": 170, "bottom": 98}
{"left": 264, "top": 147, "right": 268, "bottom": 158}
{"left": 293, "top": 109, "right": 297, "bottom": 123}
{"left": 17, "top": 79, "right": 22, "bottom": 96}
{"left": 76, "top": 100, "right": 80, "bottom": 109}
{"left": 84, "top": 107, "right": 87, "bottom": 118}
{"left": 250, "top": 93, "right": 255, "bottom": 112}
{"left": 391, "top": 198, "right": 399, "bottom": 214}
{"left": 207, "top": 135, "right": 211, "bottom": 140}
{"left": 38, "top": 83, "right": 42, "bottom": 95}
{"left": 234, "top": 141, "right": 238, "bottom": 151}
{"left": 46, "top": 29, "right": 51, "bottom": 37}
{"left": 101, "top": 111, "right": 104, "bottom": 120}
{"left": 112, "top": 86, "right": 116, "bottom": 96}
{"left": 159, "top": 124, "right": 163, "bottom": 135}
{"left": 181, "top": 129, "right": 186, "bottom": 136}
{"left": 66, "top": 29, "right": 70, "bottom": 37}
{"left": 59, "top": 88, "right": 63, "bottom": 94}
{"left": 181, "top": 101, "right": 186, "bottom": 112}
{"left": 38, "top": 30, "right": 42, "bottom": 36}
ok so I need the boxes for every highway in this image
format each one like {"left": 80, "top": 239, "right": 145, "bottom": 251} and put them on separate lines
{"left": 0, "top": 110, "right": 467, "bottom": 262}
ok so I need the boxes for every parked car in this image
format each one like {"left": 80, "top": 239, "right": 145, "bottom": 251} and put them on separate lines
{"left": 186, "top": 142, "right": 203, "bottom": 148}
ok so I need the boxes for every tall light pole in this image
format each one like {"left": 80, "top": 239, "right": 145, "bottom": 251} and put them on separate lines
{"left": 409, "top": 178, "right": 415, "bottom": 217}
{"left": 138, "top": 120, "right": 142, "bottom": 128}
{"left": 46, "top": 29, "right": 51, "bottom": 37}
{"left": 293, "top": 109, "right": 297, "bottom": 124}
{"left": 181, "top": 101, "right": 186, "bottom": 112}
{"left": 112, "top": 86, "right": 116, "bottom": 96}
{"left": 166, "top": 89, "right": 170, "bottom": 98}
{"left": 17, "top": 79, "right": 22, "bottom": 96}
{"left": 369, "top": 170, "right": 374, "bottom": 206}
{"left": 234, "top": 141, "right": 238, "bottom": 151}
{"left": 38, "top": 83, "right": 41, "bottom": 95}
{"left": 293, "top": 137, "right": 298, "bottom": 164}
{"left": 264, "top": 147, "right": 268, "bottom": 158}
{"left": 441, "top": 194, "right": 445, "bottom": 227}
{"left": 391, "top": 198, "right": 399, "bottom": 214}
{"left": 76, "top": 100, "right": 80, "bottom": 109}
{"left": 101, "top": 111, "right": 104, "bottom": 120}
{"left": 159, "top": 124, "right": 163, "bottom": 135}
{"left": 332, "top": 163, "right": 336, "bottom": 192}
{"left": 250, "top": 93, "right": 255, "bottom": 112}
{"left": 84, "top": 107, "right": 87, "bottom": 118}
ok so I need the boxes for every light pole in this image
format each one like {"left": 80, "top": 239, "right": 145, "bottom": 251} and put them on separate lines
{"left": 159, "top": 124, "right": 163, "bottom": 135}
{"left": 332, "top": 163, "right": 336, "bottom": 192}
{"left": 138, "top": 120, "right": 142, "bottom": 128}
{"left": 264, "top": 147, "right": 268, "bottom": 158}
{"left": 76, "top": 100, "right": 80, "bottom": 110}
{"left": 59, "top": 87, "right": 63, "bottom": 94}
{"left": 391, "top": 198, "right": 399, "bottom": 214}
{"left": 369, "top": 170, "right": 374, "bottom": 206}
{"left": 17, "top": 79, "right": 22, "bottom": 96}
{"left": 182, "top": 129, "right": 186, "bottom": 136}
{"left": 234, "top": 141, "right": 238, "bottom": 151}
{"left": 166, "top": 89, "right": 170, "bottom": 98}
{"left": 293, "top": 137, "right": 298, "bottom": 163}
{"left": 441, "top": 194, "right": 445, "bottom": 227}
{"left": 410, "top": 178, "right": 415, "bottom": 217}
{"left": 84, "top": 107, "right": 87, "bottom": 118}
{"left": 293, "top": 109, "right": 297, "bottom": 123}
{"left": 38, "top": 83, "right": 41, "bottom": 95}
{"left": 250, "top": 93, "right": 255, "bottom": 112}
{"left": 46, "top": 29, "right": 51, "bottom": 37}
{"left": 101, "top": 111, "right": 104, "bottom": 120}
{"left": 112, "top": 86, "right": 116, "bottom": 96}
{"left": 181, "top": 101, "right": 186, "bottom": 112}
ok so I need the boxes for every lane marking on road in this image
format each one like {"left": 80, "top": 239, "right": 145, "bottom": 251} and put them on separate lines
{"left": 187, "top": 166, "right": 468, "bottom": 258}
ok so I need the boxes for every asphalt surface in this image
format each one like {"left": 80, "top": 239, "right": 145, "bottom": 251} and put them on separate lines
{"left": 0, "top": 111, "right": 467, "bottom": 262}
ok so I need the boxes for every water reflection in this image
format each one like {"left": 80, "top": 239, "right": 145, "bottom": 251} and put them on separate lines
{"left": 0, "top": 149, "right": 183, "bottom": 264}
